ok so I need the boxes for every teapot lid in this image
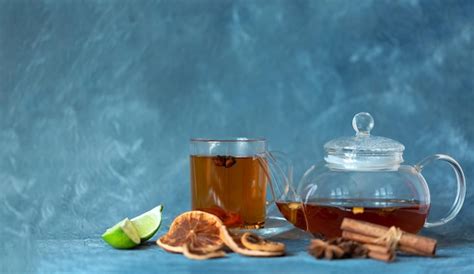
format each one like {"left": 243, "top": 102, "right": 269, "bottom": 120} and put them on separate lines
{"left": 324, "top": 112, "right": 405, "bottom": 170}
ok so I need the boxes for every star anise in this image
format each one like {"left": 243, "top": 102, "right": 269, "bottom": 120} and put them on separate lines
{"left": 213, "top": 155, "right": 236, "bottom": 168}
{"left": 308, "top": 238, "right": 368, "bottom": 260}
{"left": 308, "top": 239, "right": 345, "bottom": 259}
{"left": 327, "top": 237, "right": 368, "bottom": 258}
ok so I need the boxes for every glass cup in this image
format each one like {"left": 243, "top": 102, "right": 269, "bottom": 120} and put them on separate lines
{"left": 190, "top": 137, "right": 294, "bottom": 233}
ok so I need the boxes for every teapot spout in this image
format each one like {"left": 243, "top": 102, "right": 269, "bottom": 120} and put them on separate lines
{"left": 260, "top": 151, "right": 298, "bottom": 203}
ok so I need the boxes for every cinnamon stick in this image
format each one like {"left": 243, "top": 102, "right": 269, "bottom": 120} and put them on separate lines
{"left": 397, "top": 245, "right": 433, "bottom": 257}
{"left": 363, "top": 244, "right": 391, "bottom": 254}
{"left": 342, "top": 231, "right": 379, "bottom": 245}
{"left": 342, "top": 231, "right": 434, "bottom": 257}
{"left": 364, "top": 243, "right": 396, "bottom": 262}
{"left": 341, "top": 218, "right": 437, "bottom": 256}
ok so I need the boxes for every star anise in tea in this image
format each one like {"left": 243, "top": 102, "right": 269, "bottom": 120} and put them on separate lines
{"left": 213, "top": 155, "right": 236, "bottom": 168}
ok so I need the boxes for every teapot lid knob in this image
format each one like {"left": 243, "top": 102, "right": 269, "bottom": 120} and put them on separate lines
{"left": 352, "top": 112, "right": 374, "bottom": 136}
{"left": 324, "top": 112, "right": 405, "bottom": 170}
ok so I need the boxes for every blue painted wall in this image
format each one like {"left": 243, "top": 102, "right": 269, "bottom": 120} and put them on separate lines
{"left": 0, "top": 0, "right": 472, "bottom": 257}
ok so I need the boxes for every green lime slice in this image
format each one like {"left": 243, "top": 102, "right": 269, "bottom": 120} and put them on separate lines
{"left": 102, "top": 218, "right": 140, "bottom": 249}
{"left": 131, "top": 205, "right": 163, "bottom": 242}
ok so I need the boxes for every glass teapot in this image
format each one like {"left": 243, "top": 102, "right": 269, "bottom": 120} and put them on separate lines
{"left": 275, "top": 112, "right": 466, "bottom": 238}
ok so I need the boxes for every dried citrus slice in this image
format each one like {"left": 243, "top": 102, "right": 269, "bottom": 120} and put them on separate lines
{"left": 241, "top": 232, "right": 285, "bottom": 252}
{"left": 219, "top": 227, "right": 285, "bottom": 257}
{"left": 182, "top": 243, "right": 226, "bottom": 260}
{"left": 157, "top": 211, "right": 224, "bottom": 253}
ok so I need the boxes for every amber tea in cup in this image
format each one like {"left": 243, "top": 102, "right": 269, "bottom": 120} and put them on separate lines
{"left": 190, "top": 138, "right": 269, "bottom": 229}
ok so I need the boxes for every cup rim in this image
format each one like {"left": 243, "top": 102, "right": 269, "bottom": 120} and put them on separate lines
{"left": 190, "top": 137, "right": 266, "bottom": 143}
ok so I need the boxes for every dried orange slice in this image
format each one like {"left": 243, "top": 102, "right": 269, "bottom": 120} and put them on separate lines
{"left": 241, "top": 232, "right": 285, "bottom": 252}
{"left": 157, "top": 211, "right": 224, "bottom": 253}
{"left": 182, "top": 243, "right": 226, "bottom": 260}
{"left": 219, "top": 227, "right": 285, "bottom": 257}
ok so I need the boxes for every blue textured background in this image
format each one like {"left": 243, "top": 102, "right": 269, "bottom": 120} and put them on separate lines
{"left": 0, "top": 0, "right": 473, "bottom": 272}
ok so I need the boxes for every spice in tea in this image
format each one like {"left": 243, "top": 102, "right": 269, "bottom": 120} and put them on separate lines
{"left": 191, "top": 155, "right": 268, "bottom": 229}
{"left": 276, "top": 199, "right": 429, "bottom": 238}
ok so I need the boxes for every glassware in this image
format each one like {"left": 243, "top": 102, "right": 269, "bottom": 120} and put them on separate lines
{"left": 276, "top": 112, "right": 466, "bottom": 238}
{"left": 190, "top": 138, "right": 293, "bottom": 234}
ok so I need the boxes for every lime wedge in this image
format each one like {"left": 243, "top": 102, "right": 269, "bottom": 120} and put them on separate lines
{"left": 102, "top": 218, "right": 140, "bottom": 249}
{"left": 131, "top": 205, "right": 163, "bottom": 242}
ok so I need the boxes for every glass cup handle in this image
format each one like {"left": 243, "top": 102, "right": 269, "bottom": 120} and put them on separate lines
{"left": 416, "top": 154, "right": 466, "bottom": 228}
{"left": 258, "top": 151, "right": 295, "bottom": 206}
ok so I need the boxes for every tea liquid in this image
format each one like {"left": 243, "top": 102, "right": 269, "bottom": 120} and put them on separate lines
{"left": 191, "top": 155, "right": 268, "bottom": 229}
{"left": 276, "top": 199, "right": 429, "bottom": 238}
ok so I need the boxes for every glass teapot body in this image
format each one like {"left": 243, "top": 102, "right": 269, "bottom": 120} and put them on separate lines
{"left": 290, "top": 163, "right": 430, "bottom": 238}
{"left": 276, "top": 113, "right": 466, "bottom": 239}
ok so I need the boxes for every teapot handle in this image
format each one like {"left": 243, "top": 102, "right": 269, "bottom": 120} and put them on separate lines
{"left": 416, "top": 154, "right": 466, "bottom": 228}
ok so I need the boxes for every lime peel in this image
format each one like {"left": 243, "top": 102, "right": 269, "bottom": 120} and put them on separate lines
{"left": 102, "top": 218, "right": 140, "bottom": 249}
{"left": 131, "top": 205, "right": 164, "bottom": 242}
